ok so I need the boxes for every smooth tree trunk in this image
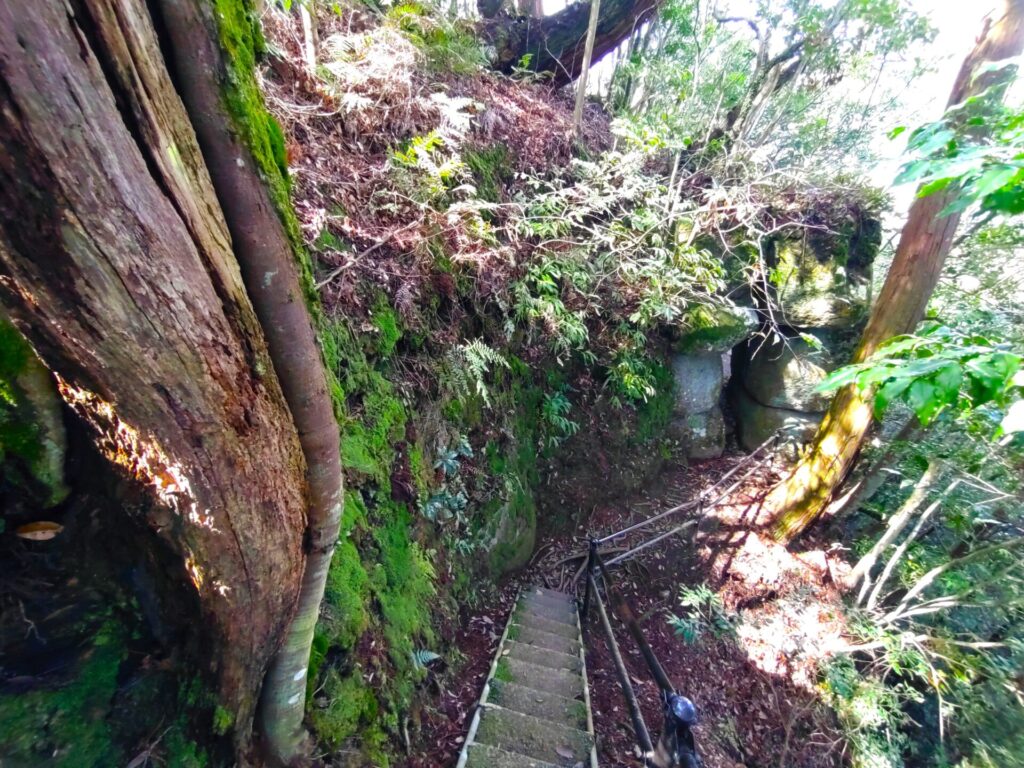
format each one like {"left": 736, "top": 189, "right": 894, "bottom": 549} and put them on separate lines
{"left": 572, "top": 0, "right": 603, "bottom": 136}
{"left": 768, "top": 0, "right": 1024, "bottom": 542}
{"left": 153, "top": 0, "right": 344, "bottom": 761}
{"left": 0, "top": 0, "right": 308, "bottom": 747}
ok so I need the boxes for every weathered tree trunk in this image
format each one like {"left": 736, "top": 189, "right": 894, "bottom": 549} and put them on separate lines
{"left": 0, "top": 0, "right": 308, "bottom": 750}
{"left": 480, "top": 0, "right": 660, "bottom": 84}
{"left": 153, "top": 0, "right": 344, "bottom": 761}
{"left": 767, "top": 0, "right": 1024, "bottom": 542}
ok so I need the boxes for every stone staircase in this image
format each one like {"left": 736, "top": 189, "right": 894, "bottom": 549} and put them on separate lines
{"left": 455, "top": 586, "right": 598, "bottom": 768}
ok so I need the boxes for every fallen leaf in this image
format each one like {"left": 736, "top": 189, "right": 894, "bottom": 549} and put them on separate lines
{"left": 555, "top": 745, "right": 574, "bottom": 759}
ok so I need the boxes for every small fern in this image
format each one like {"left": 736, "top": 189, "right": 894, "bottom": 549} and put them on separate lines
{"left": 443, "top": 340, "right": 509, "bottom": 408}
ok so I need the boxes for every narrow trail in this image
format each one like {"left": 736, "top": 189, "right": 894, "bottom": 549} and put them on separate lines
{"left": 408, "top": 450, "right": 852, "bottom": 768}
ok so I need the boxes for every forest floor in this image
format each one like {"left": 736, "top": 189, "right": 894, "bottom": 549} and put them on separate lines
{"left": 405, "top": 451, "right": 856, "bottom": 768}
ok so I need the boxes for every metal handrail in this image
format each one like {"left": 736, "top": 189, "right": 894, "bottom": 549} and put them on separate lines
{"left": 589, "top": 573, "right": 654, "bottom": 755}
{"left": 595, "top": 434, "right": 777, "bottom": 546}
{"left": 580, "top": 434, "right": 779, "bottom": 766}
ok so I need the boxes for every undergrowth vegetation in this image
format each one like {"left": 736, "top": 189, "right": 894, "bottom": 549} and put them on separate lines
{"left": 255, "top": 0, "right": 896, "bottom": 761}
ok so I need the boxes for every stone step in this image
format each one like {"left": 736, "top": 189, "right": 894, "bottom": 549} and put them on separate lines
{"left": 500, "top": 656, "right": 583, "bottom": 699}
{"left": 475, "top": 705, "right": 592, "bottom": 766}
{"left": 464, "top": 742, "right": 559, "bottom": 768}
{"left": 512, "top": 612, "right": 579, "bottom": 639}
{"left": 508, "top": 624, "right": 581, "bottom": 656}
{"left": 529, "top": 586, "right": 578, "bottom": 604}
{"left": 523, "top": 586, "right": 576, "bottom": 609}
{"left": 504, "top": 639, "right": 582, "bottom": 673}
{"left": 517, "top": 597, "right": 578, "bottom": 626}
{"left": 488, "top": 679, "right": 588, "bottom": 730}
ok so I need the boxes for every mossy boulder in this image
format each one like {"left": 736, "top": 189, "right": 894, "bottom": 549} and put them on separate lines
{"left": 673, "top": 305, "right": 758, "bottom": 354}
{"left": 482, "top": 486, "right": 536, "bottom": 576}
{"left": 772, "top": 240, "right": 871, "bottom": 330}
{"left": 671, "top": 352, "right": 724, "bottom": 414}
{"left": 731, "top": 384, "right": 821, "bottom": 452}
{"left": 669, "top": 408, "right": 725, "bottom": 460}
{"left": 740, "top": 336, "right": 832, "bottom": 413}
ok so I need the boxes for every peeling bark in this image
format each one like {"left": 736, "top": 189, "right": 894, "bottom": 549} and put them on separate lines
{"left": 0, "top": 0, "right": 308, "bottom": 748}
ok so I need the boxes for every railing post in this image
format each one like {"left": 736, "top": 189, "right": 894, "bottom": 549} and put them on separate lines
{"left": 580, "top": 538, "right": 597, "bottom": 631}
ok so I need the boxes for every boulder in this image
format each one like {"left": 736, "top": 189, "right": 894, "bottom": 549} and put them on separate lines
{"left": 670, "top": 407, "right": 725, "bottom": 460}
{"left": 671, "top": 352, "right": 725, "bottom": 415}
{"left": 731, "top": 384, "right": 821, "bottom": 452}
{"left": 674, "top": 305, "right": 759, "bottom": 354}
{"left": 774, "top": 240, "right": 871, "bottom": 331}
{"left": 483, "top": 487, "right": 536, "bottom": 576}
{"left": 741, "top": 336, "right": 832, "bottom": 412}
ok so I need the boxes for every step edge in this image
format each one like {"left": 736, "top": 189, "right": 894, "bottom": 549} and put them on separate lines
{"left": 464, "top": 741, "right": 559, "bottom": 768}
{"left": 454, "top": 589, "right": 520, "bottom": 768}
{"left": 508, "top": 623, "right": 583, "bottom": 650}
{"left": 479, "top": 700, "right": 593, "bottom": 739}
{"left": 503, "top": 639, "right": 583, "bottom": 670}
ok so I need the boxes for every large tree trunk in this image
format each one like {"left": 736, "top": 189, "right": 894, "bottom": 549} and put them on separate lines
{"left": 0, "top": 0, "right": 331, "bottom": 759}
{"left": 153, "top": 0, "right": 344, "bottom": 762}
{"left": 767, "top": 0, "right": 1024, "bottom": 542}
{"left": 481, "top": 0, "right": 660, "bottom": 84}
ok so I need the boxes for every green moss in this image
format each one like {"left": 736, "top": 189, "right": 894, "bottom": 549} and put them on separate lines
{"left": 463, "top": 145, "right": 512, "bottom": 204}
{"left": 310, "top": 667, "right": 381, "bottom": 750}
{"left": 0, "top": 621, "right": 122, "bottom": 767}
{"left": 340, "top": 375, "right": 407, "bottom": 486}
{"left": 634, "top": 361, "right": 675, "bottom": 444}
{"left": 321, "top": 538, "right": 371, "bottom": 650}
{"left": 369, "top": 503, "right": 436, "bottom": 680}
{"left": 371, "top": 300, "right": 402, "bottom": 358}
{"left": 407, "top": 443, "right": 431, "bottom": 498}
{"left": 211, "top": 0, "right": 318, "bottom": 307}
{"left": 0, "top": 317, "right": 67, "bottom": 505}
{"left": 164, "top": 728, "right": 209, "bottom": 768}
{"left": 494, "top": 658, "right": 513, "bottom": 683}
{"left": 212, "top": 705, "right": 233, "bottom": 737}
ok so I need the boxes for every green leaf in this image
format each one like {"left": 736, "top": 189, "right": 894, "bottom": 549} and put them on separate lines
{"left": 873, "top": 377, "right": 911, "bottom": 419}
{"left": 917, "top": 177, "right": 954, "bottom": 198}
{"left": 815, "top": 364, "right": 865, "bottom": 393}
{"left": 907, "top": 378, "right": 941, "bottom": 424}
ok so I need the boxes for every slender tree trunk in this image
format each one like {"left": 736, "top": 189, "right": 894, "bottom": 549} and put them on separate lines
{"left": 844, "top": 460, "right": 942, "bottom": 597}
{"left": 768, "top": 0, "right": 1024, "bottom": 542}
{"left": 299, "top": 1, "right": 319, "bottom": 72}
{"left": 826, "top": 418, "right": 921, "bottom": 524}
{"left": 573, "top": 0, "right": 603, "bottom": 136}
{"left": 0, "top": 0, "right": 308, "bottom": 748}
{"left": 153, "top": 0, "right": 344, "bottom": 762}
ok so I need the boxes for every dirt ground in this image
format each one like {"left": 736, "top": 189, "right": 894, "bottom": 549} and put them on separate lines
{"left": 407, "top": 451, "right": 855, "bottom": 768}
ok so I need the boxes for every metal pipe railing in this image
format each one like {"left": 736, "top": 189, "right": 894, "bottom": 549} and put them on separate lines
{"left": 589, "top": 573, "right": 654, "bottom": 755}
{"left": 578, "top": 433, "right": 780, "bottom": 766}
{"left": 595, "top": 433, "right": 777, "bottom": 546}
{"left": 596, "top": 554, "right": 674, "bottom": 694}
